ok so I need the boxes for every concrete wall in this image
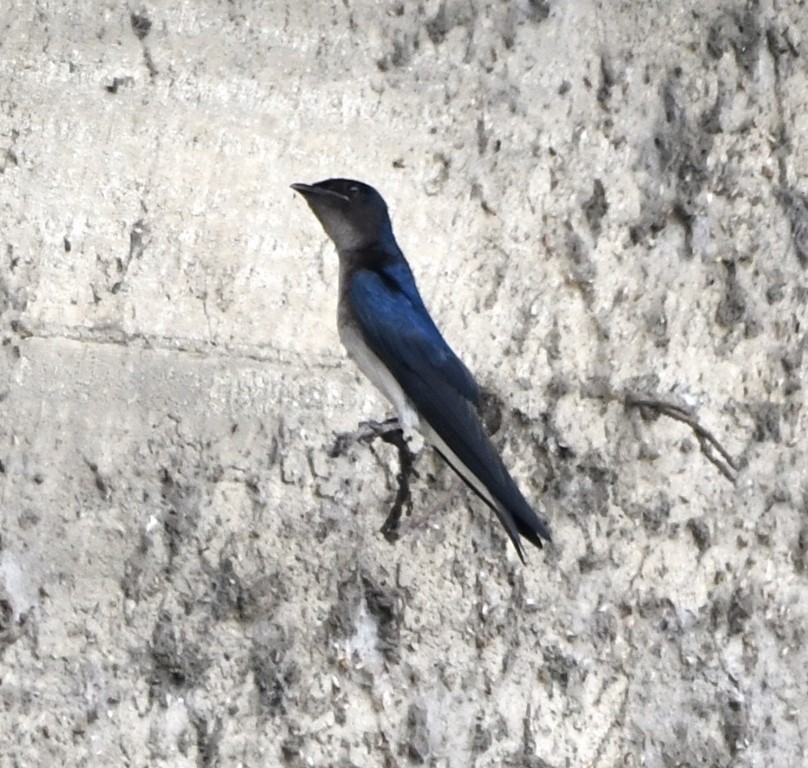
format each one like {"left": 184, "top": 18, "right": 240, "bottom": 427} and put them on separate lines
{"left": 1, "top": 1, "right": 806, "bottom": 765}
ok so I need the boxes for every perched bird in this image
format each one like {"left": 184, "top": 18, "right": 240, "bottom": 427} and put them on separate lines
{"left": 291, "top": 178, "right": 552, "bottom": 562}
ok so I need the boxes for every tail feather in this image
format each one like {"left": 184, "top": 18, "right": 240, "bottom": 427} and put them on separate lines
{"left": 421, "top": 406, "right": 551, "bottom": 561}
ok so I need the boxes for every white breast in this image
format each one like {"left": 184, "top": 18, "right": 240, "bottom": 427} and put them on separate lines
{"left": 339, "top": 321, "right": 421, "bottom": 431}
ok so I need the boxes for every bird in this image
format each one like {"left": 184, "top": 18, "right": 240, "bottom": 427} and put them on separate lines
{"left": 291, "top": 178, "right": 552, "bottom": 562}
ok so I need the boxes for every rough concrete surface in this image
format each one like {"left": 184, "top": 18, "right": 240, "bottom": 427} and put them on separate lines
{"left": 1, "top": 0, "right": 807, "bottom": 766}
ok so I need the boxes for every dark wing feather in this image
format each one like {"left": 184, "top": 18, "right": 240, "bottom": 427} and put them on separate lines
{"left": 373, "top": 259, "right": 481, "bottom": 406}
{"left": 349, "top": 267, "right": 551, "bottom": 558}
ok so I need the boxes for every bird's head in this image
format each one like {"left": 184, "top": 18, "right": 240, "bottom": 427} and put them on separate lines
{"left": 291, "top": 178, "right": 394, "bottom": 253}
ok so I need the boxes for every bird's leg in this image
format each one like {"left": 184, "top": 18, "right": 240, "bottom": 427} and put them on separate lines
{"left": 329, "top": 417, "right": 418, "bottom": 543}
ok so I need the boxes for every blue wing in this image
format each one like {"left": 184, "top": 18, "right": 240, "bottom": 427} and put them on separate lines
{"left": 353, "top": 261, "right": 481, "bottom": 405}
{"left": 349, "top": 263, "right": 551, "bottom": 559}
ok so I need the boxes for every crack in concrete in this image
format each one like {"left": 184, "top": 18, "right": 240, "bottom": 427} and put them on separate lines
{"left": 19, "top": 323, "right": 347, "bottom": 368}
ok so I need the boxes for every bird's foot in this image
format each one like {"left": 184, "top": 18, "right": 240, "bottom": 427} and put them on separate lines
{"left": 329, "top": 418, "right": 401, "bottom": 457}
{"left": 329, "top": 418, "right": 418, "bottom": 544}
{"left": 358, "top": 417, "right": 404, "bottom": 442}
{"left": 359, "top": 419, "right": 418, "bottom": 543}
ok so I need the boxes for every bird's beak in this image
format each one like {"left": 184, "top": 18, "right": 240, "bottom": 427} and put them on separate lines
{"left": 290, "top": 183, "right": 351, "bottom": 203}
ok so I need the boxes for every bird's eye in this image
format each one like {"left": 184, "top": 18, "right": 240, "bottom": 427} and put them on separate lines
{"left": 349, "top": 186, "right": 359, "bottom": 198}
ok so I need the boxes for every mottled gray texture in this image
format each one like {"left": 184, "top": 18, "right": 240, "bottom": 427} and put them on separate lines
{"left": 1, "top": 1, "right": 807, "bottom": 766}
